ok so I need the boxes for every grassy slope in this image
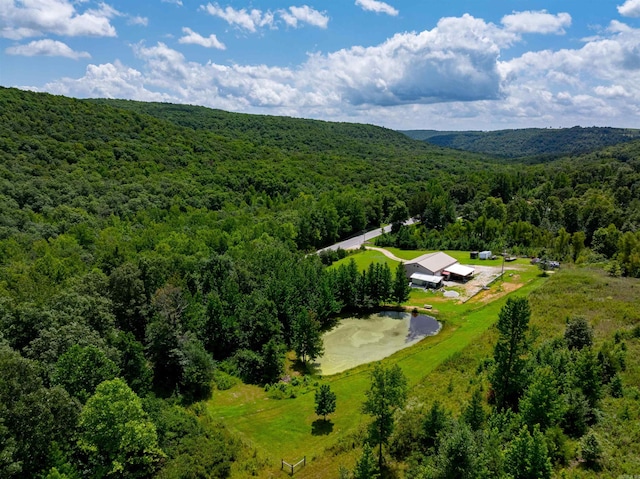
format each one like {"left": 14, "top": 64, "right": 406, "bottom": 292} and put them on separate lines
{"left": 400, "top": 266, "right": 640, "bottom": 478}
{"left": 208, "top": 257, "right": 545, "bottom": 477}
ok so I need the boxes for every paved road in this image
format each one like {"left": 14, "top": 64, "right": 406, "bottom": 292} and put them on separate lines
{"left": 317, "top": 218, "right": 416, "bottom": 254}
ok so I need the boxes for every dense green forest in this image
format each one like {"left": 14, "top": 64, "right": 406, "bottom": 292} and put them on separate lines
{"left": 1, "top": 86, "right": 640, "bottom": 478}
{"left": 402, "top": 126, "right": 640, "bottom": 161}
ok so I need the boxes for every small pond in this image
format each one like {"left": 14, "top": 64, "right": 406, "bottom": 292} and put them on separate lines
{"left": 316, "top": 311, "right": 441, "bottom": 376}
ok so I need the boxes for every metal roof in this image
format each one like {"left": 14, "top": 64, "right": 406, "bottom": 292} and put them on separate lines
{"left": 406, "top": 251, "right": 457, "bottom": 273}
{"left": 443, "top": 263, "right": 475, "bottom": 277}
{"left": 410, "top": 273, "right": 443, "bottom": 283}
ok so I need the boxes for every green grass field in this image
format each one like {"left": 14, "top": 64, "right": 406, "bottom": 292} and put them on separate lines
{"left": 407, "top": 267, "right": 640, "bottom": 477}
{"left": 328, "top": 249, "right": 400, "bottom": 272}
{"left": 208, "top": 251, "right": 546, "bottom": 478}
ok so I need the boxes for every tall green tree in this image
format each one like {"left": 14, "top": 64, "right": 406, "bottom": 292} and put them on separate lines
{"left": 421, "top": 400, "right": 450, "bottom": 452}
{"left": 433, "top": 421, "right": 478, "bottom": 479}
{"left": 378, "top": 263, "right": 393, "bottom": 305}
{"left": 79, "top": 378, "right": 165, "bottom": 478}
{"left": 462, "top": 389, "right": 486, "bottom": 431}
{"left": 362, "top": 363, "right": 408, "bottom": 470}
{"left": 52, "top": 345, "right": 120, "bottom": 403}
{"left": 0, "top": 345, "right": 80, "bottom": 478}
{"left": 389, "top": 201, "right": 409, "bottom": 233}
{"left": 314, "top": 384, "right": 337, "bottom": 421}
{"left": 392, "top": 263, "right": 410, "bottom": 304}
{"left": 292, "top": 309, "right": 324, "bottom": 365}
{"left": 490, "top": 297, "right": 531, "bottom": 411}
{"left": 573, "top": 347, "right": 602, "bottom": 410}
{"left": 519, "top": 366, "right": 564, "bottom": 432}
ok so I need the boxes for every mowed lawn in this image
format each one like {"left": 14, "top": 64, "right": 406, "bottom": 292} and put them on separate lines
{"left": 208, "top": 252, "right": 546, "bottom": 478}
{"left": 328, "top": 248, "right": 399, "bottom": 272}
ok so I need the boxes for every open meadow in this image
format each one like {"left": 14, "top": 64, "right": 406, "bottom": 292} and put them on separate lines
{"left": 207, "top": 261, "right": 640, "bottom": 478}
{"left": 208, "top": 250, "right": 546, "bottom": 477}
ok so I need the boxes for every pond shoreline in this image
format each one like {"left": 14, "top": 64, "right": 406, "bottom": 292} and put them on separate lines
{"left": 316, "top": 310, "right": 441, "bottom": 376}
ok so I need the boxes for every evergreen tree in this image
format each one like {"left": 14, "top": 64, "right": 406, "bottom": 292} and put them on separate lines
{"left": 392, "top": 263, "right": 410, "bottom": 304}
{"left": 362, "top": 363, "right": 408, "bottom": 469}
{"left": 378, "top": 263, "right": 393, "bottom": 305}
{"left": 462, "top": 389, "right": 486, "bottom": 431}
{"left": 421, "top": 400, "right": 450, "bottom": 451}
{"left": 314, "top": 384, "right": 337, "bottom": 421}
{"left": 434, "top": 421, "right": 478, "bottom": 479}
{"left": 366, "top": 263, "right": 379, "bottom": 306}
{"left": 490, "top": 297, "right": 531, "bottom": 410}
{"left": 564, "top": 316, "right": 593, "bottom": 350}
{"left": 562, "top": 389, "right": 590, "bottom": 438}
{"left": 353, "top": 443, "right": 379, "bottom": 479}
{"left": 581, "top": 430, "right": 603, "bottom": 470}
{"left": 573, "top": 347, "right": 602, "bottom": 410}
{"left": 610, "top": 373, "right": 624, "bottom": 398}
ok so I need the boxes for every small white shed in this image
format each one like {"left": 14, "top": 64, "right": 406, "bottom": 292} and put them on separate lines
{"left": 479, "top": 250, "right": 492, "bottom": 260}
{"left": 410, "top": 273, "right": 443, "bottom": 289}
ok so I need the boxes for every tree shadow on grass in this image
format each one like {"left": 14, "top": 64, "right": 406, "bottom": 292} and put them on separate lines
{"left": 311, "top": 419, "right": 334, "bottom": 436}
{"left": 291, "top": 359, "right": 321, "bottom": 376}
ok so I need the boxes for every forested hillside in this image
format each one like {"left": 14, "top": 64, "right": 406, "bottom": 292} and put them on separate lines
{"left": 1, "top": 87, "right": 640, "bottom": 478}
{"left": 402, "top": 126, "right": 640, "bottom": 160}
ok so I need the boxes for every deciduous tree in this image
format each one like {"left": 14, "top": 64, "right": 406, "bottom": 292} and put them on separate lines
{"left": 505, "top": 425, "right": 552, "bottom": 479}
{"left": 292, "top": 309, "right": 324, "bottom": 365}
{"left": 362, "top": 363, "right": 407, "bottom": 469}
{"left": 79, "top": 378, "right": 165, "bottom": 478}
{"left": 314, "top": 384, "right": 337, "bottom": 421}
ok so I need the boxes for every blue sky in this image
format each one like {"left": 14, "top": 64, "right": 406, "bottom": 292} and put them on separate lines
{"left": 2, "top": 0, "right": 640, "bottom": 130}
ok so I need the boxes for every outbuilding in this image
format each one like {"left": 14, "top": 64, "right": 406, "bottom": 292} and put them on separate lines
{"left": 442, "top": 263, "right": 475, "bottom": 282}
{"left": 479, "top": 250, "right": 492, "bottom": 260}
{"left": 410, "top": 272, "right": 443, "bottom": 289}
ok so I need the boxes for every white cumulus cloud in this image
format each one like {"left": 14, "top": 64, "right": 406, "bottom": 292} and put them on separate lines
{"left": 179, "top": 27, "right": 225, "bottom": 49}
{"left": 280, "top": 6, "right": 328, "bottom": 29}
{"left": 161, "top": 0, "right": 183, "bottom": 5}
{"left": 200, "top": 3, "right": 274, "bottom": 32}
{"left": 355, "top": 0, "right": 398, "bottom": 16}
{"left": 305, "top": 14, "right": 515, "bottom": 106}
{"left": 5, "top": 39, "right": 90, "bottom": 59}
{"left": 32, "top": 14, "right": 640, "bottom": 130}
{"left": 618, "top": 0, "right": 640, "bottom": 17}
{"left": 501, "top": 10, "right": 571, "bottom": 35}
{"left": 42, "top": 60, "right": 173, "bottom": 101}
{"left": 0, "top": 0, "right": 118, "bottom": 39}
{"left": 201, "top": 3, "right": 328, "bottom": 31}
{"left": 128, "top": 16, "right": 149, "bottom": 26}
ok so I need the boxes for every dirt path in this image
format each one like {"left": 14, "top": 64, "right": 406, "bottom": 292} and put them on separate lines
{"left": 364, "top": 246, "right": 405, "bottom": 261}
